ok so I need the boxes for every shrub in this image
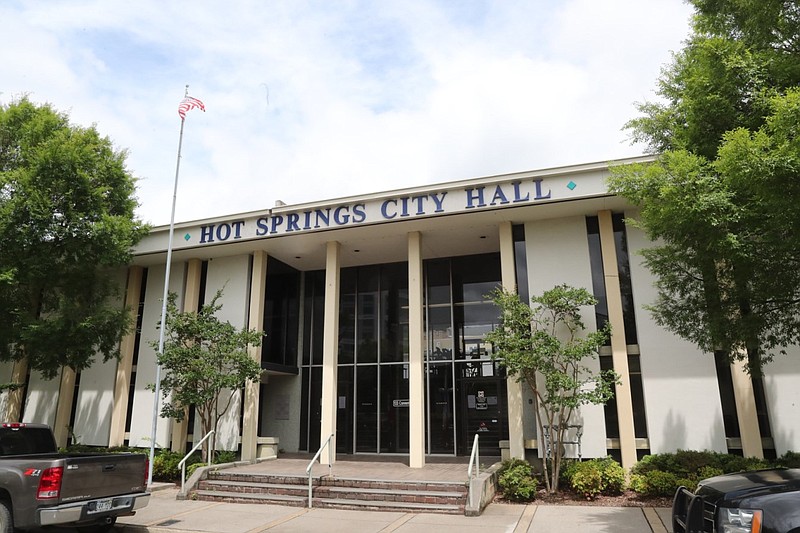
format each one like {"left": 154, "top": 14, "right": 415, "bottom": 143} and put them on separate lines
{"left": 631, "top": 452, "right": 679, "bottom": 476}
{"left": 697, "top": 466, "right": 724, "bottom": 481}
{"left": 498, "top": 460, "right": 537, "bottom": 502}
{"left": 718, "top": 454, "right": 768, "bottom": 474}
{"left": 565, "top": 458, "right": 626, "bottom": 498}
{"left": 776, "top": 451, "right": 800, "bottom": 469}
{"left": 215, "top": 450, "right": 238, "bottom": 464}
{"left": 632, "top": 470, "right": 680, "bottom": 497}
{"left": 570, "top": 462, "right": 604, "bottom": 500}
{"left": 598, "top": 457, "right": 626, "bottom": 495}
{"left": 559, "top": 459, "right": 580, "bottom": 486}
{"left": 152, "top": 450, "right": 184, "bottom": 481}
{"left": 676, "top": 477, "right": 698, "bottom": 492}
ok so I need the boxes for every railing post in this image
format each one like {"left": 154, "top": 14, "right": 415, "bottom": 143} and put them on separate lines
{"left": 467, "top": 434, "right": 480, "bottom": 510}
{"left": 307, "top": 433, "right": 335, "bottom": 509}
{"left": 178, "top": 430, "right": 215, "bottom": 496}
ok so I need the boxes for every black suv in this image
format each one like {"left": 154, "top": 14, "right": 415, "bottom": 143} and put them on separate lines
{"left": 672, "top": 468, "right": 800, "bottom": 533}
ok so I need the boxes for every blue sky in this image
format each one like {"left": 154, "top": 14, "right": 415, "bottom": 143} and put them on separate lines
{"left": 1, "top": 0, "right": 693, "bottom": 226}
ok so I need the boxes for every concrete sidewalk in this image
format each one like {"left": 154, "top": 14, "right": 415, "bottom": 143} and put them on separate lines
{"left": 116, "top": 486, "right": 673, "bottom": 533}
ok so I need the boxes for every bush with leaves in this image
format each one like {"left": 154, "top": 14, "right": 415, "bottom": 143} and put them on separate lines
{"left": 498, "top": 459, "right": 538, "bottom": 502}
{"left": 776, "top": 451, "right": 800, "bottom": 469}
{"left": 631, "top": 470, "right": 680, "bottom": 497}
{"left": 152, "top": 450, "right": 185, "bottom": 481}
{"left": 564, "top": 458, "right": 626, "bottom": 499}
{"left": 570, "top": 462, "right": 604, "bottom": 500}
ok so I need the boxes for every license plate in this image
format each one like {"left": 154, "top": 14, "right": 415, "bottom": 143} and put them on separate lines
{"left": 93, "top": 498, "right": 113, "bottom": 513}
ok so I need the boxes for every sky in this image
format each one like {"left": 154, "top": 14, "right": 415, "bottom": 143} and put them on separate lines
{"left": 1, "top": 0, "right": 694, "bottom": 227}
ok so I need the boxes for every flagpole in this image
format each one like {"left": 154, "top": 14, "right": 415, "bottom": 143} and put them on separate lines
{"left": 148, "top": 85, "right": 190, "bottom": 489}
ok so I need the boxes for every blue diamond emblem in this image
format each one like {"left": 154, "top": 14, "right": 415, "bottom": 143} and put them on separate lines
{"left": 184, "top": 233, "right": 191, "bottom": 241}
{"left": 567, "top": 181, "right": 577, "bottom": 190}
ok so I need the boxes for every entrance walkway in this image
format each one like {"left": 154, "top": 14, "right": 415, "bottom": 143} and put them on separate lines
{"left": 227, "top": 454, "right": 487, "bottom": 483}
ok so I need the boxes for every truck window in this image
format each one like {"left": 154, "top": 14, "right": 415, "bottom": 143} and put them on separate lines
{"left": 0, "top": 427, "right": 57, "bottom": 455}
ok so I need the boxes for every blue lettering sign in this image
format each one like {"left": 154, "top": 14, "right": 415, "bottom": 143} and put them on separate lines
{"left": 381, "top": 199, "right": 398, "bottom": 219}
{"left": 256, "top": 217, "right": 269, "bottom": 236}
{"left": 465, "top": 187, "right": 485, "bottom": 209}
{"left": 534, "top": 179, "right": 551, "bottom": 200}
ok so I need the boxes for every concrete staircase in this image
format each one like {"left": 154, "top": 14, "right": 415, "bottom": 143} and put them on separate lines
{"left": 192, "top": 470, "right": 469, "bottom": 514}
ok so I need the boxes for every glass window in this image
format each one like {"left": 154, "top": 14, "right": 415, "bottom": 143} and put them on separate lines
{"left": 613, "top": 214, "right": 638, "bottom": 346}
{"left": 586, "top": 216, "right": 610, "bottom": 337}
{"left": 380, "top": 263, "right": 408, "bottom": 363}
{"left": 262, "top": 257, "right": 301, "bottom": 369}
{"left": 380, "top": 364, "right": 409, "bottom": 453}
{"left": 356, "top": 266, "right": 380, "bottom": 364}
{"left": 355, "top": 365, "right": 378, "bottom": 452}
{"left": 302, "top": 271, "right": 325, "bottom": 366}
{"left": 513, "top": 224, "right": 529, "bottom": 304}
{"left": 339, "top": 269, "right": 356, "bottom": 364}
{"left": 336, "top": 365, "right": 354, "bottom": 453}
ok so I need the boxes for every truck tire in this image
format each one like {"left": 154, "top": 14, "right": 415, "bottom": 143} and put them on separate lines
{"left": 0, "top": 500, "right": 12, "bottom": 533}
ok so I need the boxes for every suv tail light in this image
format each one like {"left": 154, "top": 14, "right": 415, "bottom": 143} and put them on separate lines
{"left": 37, "top": 466, "right": 63, "bottom": 499}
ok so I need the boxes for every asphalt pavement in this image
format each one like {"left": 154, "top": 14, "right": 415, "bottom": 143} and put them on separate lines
{"left": 111, "top": 485, "right": 674, "bottom": 533}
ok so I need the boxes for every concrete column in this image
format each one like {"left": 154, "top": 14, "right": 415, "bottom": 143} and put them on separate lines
{"left": 109, "top": 266, "right": 143, "bottom": 446}
{"left": 408, "top": 231, "right": 426, "bottom": 468}
{"left": 320, "top": 241, "right": 340, "bottom": 464}
{"left": 5, "top": 359, "right": 27, "bottom": 422}
{"left": 242, "top": 251, "right": 268, "bottom": 462}
{"left": 170, "top": 259, "right": 203, "bottom": 453}
{"left": 53, "top": 367, "right": 77, "bottom": 448}
{"left": 597, "top": 210, "right": 637, "bottom": 470}
{"left": 498, "top": 221, "right": 525, "bottom": 460}
{"left": 730, "top": 357, "right": 764, "bottom": 458}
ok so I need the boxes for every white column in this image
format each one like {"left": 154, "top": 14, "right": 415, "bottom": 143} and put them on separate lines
{"left": 408, "top": 231, "right": 426, "bottom": 468}
{"left": 171, "top": 259, "right": 203, "bottom": 453}
{"left": 499, "top": 221, "right": 525, "bottom": 460}
{"left": 598, "top": 210, "right": 637, "bottom": 470}
{"left": 109, "top": 266, "right": 143, "bottom": 446}
{"left": 730, "top": 357, "right": 764, "bottom": 458}
{"left": 242, "top": 251, "right": 268, "bottom": 462}
{"left": 320, "top": 241, "right": 340, "bottom": 464}
{"left": 53, "top": 367, "right": 76, "bottom": 448}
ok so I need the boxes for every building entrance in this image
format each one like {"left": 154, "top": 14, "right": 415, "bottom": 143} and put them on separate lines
{"left": 299, "top": 253, "right": 509, "bottom": 457}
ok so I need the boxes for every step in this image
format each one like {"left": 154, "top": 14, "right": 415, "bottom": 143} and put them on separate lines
{"left": 313, "top": 497, "right": 463, "bottom": 514}
{"left": 198, "top": 479, "right": 308, "bottom": 496}
{"left": 193, "top": 489, "right": 307, "bottom": 507}
{"left": 209, "top": 472, "right": 308, "bottom": 486}
{"left": 317, "top": 485, "right": 464, "bottom": 504}
{"left": 318, "top": 477, "right": 468, "bottom": 492}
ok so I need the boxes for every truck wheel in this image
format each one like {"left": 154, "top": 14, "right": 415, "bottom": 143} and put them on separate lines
{"left": 77, "top": 517, "right": 116, "bottom": 533}
{"left": 0, "top": 500, "right": 12, "bottom": 533}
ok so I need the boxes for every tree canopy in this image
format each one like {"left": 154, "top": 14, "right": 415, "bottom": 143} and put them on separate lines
{"left": 152, "top": 290, "right": 262, "bottom": 461}
{"left": 485, "top": 285, "right": 615, "bottom": 493}
{"left": 608, "top": 1, "right": 800, "bottom": 374}
{"left": 0, "top": 97, "right": 148, "bottom": 379}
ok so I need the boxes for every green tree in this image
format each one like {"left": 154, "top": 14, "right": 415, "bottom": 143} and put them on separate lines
{"left": 0, "top": 97, "right": 148, "bottom": 385}
{"left": 609, "top": 1, "right": 800, "bottom": 375}
{"left": 151, "top": 290, "right": 262, "bottom": 461}
{"left": 485, "top": 285, "right": 616, "bottom": 494}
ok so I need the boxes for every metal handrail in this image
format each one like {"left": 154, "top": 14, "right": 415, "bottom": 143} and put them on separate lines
{"left": 306, "top": 433, "right": 334, "bottom": 508}
{"left": 178, "top": 430, "right": 214, "bottom": 494}
{"left": 467, "top": 433, "right": 480, "bottom": 508}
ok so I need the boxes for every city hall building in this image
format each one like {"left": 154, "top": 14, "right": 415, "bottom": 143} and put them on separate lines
{"left": 2, "top": 156, "right": 799, "bottom": 470}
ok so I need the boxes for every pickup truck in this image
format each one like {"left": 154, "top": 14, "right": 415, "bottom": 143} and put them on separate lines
{"left": 0, "top": 423, "right": 150, "bottom": 533}
{"left": 672, "top": 468, "right": 800, "bottom": 533}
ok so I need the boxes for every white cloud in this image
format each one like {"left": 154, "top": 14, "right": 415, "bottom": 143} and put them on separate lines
{"left": 1, "top": 0, "right": 693, "bottom": 225}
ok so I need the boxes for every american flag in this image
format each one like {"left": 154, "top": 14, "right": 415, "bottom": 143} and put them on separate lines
{"left": 178, "top": 96, "right": 205, "bottom": 119}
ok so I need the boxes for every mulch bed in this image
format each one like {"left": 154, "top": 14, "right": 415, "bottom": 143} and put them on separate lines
{"left": 494, "top": 489, "right": 673, "bottom": 508}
